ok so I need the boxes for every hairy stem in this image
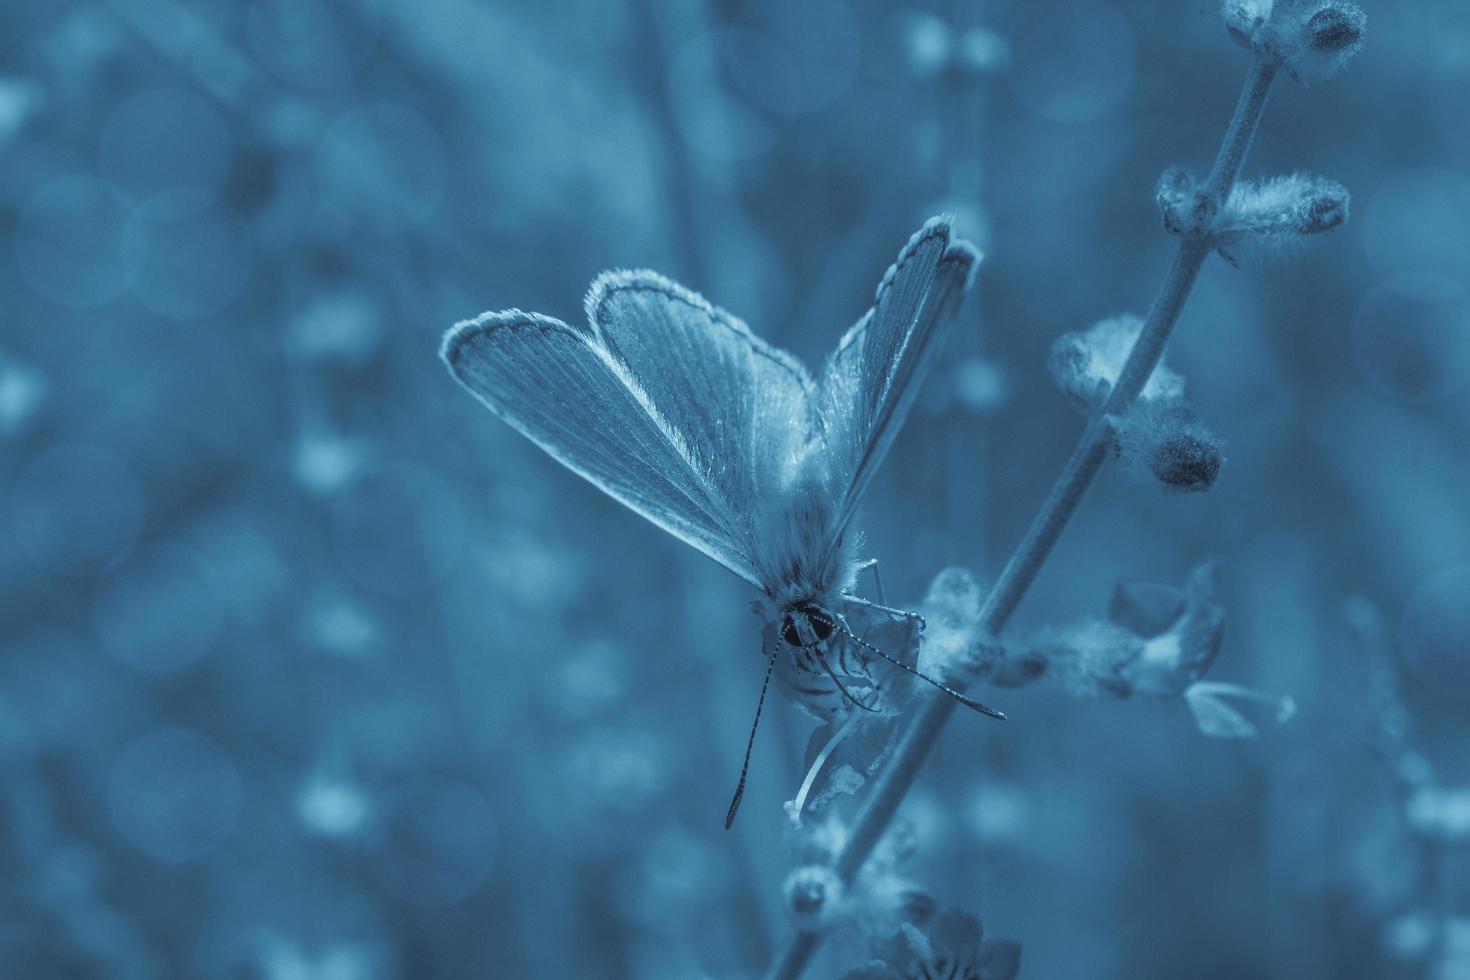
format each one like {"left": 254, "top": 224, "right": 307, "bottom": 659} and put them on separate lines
{"left": 767, "top": 57, "right": 1279, "bottom": 980}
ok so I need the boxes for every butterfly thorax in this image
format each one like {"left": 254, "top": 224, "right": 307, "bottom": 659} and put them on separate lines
{"left": 751, "top": 471, "right": 857, "bottom": 607}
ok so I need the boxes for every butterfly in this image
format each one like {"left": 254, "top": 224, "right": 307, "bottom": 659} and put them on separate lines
{"left": 441, "top": 216, "right": 1004, "bottom": 826}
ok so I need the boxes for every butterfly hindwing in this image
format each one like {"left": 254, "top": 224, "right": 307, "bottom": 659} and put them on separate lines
{"left": 442, "top": 308, "right": 770, "bottom": 586}
{"left": 819, "top": 216, "right": 982, "bottom": 547}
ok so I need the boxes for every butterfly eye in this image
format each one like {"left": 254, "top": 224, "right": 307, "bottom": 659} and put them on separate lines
{"left": 809, "top": 613, "right": 835, "bottom": 642}
{"left": 781, "top": 617, "right": 803, "bottom": 647}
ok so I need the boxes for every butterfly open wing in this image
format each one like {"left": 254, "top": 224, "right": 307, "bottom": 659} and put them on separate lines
{"left": 818, "top": 216, "right": 982, "bottom": 554}
{"left": 442, "top": 273, "right": 814, "bottom": 588}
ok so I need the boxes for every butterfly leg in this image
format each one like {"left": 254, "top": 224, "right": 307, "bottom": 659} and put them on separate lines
{"left": 834, "top": 613, "right": 1007, "bottom": 721}
{"left": 853, "top": 558, "right": 888, "bottom": 605}
{"left": 842, "top": 592, "right": 927, "bottom": 634}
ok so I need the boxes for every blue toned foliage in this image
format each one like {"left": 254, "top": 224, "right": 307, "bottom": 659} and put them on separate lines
{"left": 1, "top": 1, "right": 1465, "bottom": 979}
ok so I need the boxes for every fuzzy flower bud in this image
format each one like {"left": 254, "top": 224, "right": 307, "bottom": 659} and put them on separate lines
{"left": 783, "top": 864, "right": 844, "bottom": 931}
{"left": 1244, "top": 0, "right": 1366, "bottom": 83}
{"left": 1048, "top": 315, "right": 1186, "bottom": 412}
{"left": 1215, "top": 173, "right": 1350, "bottom": 258}
{"left": 1307, "top": 3, "right": 1365, "bottom": 53}
{"left": 916, "top": 567, "right": 987, "bottom": 679}
{"left": 1114, "top": 402, "right": 1225, "bottom": 493}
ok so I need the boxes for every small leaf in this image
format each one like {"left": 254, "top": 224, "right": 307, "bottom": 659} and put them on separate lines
{"left": 1184, "top": 682, "right": 1296, "bottom": 738}
{"left": 1109, "top": 580, "right": 1186, "bottom": 638}
{"left": 977, "top": 938, "right": 1024, "bottom": 980}
{"left": 1185, "top": 686, "right": 1259, "bottom": 737}
{"left": 929, "top": 907, "right": 983, "bottom": 965}
{"left": 837, "top": 963, "right": 903, "bottom": 980}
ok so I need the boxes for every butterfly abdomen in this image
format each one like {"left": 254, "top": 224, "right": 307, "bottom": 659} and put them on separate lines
{"left": 776, "top": 637, "right": 885, "bottom": 721}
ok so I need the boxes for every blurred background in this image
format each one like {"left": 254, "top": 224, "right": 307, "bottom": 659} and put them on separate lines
{"left": 2, "top": 0, "right": 1467, "bottom": 977}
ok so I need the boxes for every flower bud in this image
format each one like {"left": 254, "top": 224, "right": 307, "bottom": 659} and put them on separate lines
{"left": 1273, "top": 1, "right": 1367, "bottom": 84}
{"left": 1115, "top": 402, "right": 1225, "bottom": 493}
{"left": 783, "top": 865, "right": 844, "bottom": 931}
{"left": 1151, "top": 430, "right": 1224, "bottom": 492}
{"left": 1307, "top": 3, "right": 1365, "bottom": 55}
{"left": 1215, "top": 172, "right": 1349, "bottom": 256}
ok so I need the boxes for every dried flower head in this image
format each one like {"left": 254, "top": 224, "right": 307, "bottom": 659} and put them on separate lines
{"left": 783, "top": 864, "right": 845, "bottom": 931}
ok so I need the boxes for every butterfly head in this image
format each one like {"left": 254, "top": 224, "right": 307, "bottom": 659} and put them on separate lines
{"left": 779, "top": 602, "right": 838, "bottom": 649}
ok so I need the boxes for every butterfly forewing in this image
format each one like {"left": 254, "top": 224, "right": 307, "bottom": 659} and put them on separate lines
{"left": 443, "top": 217, "right": 980, "bottom": 603}
{"left": 585, "top": 271, "right": 818, "bottom": 577}
{"left": 442, "top": 309, "right": 770, "bottom": 586}
{"left": 819, "top": 217, "right": 982, "bottom": 551}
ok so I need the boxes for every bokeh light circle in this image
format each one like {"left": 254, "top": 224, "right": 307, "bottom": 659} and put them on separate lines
{"left": 14, "top": 175, "right": 146, "bottom": 307}
{"left": 245, "top": 0, "right": 383, "bottom": 89}
{"left": 12, "top": 445, "right": 145, "bottom": 576}
{"left": 99, "top": 88, "right": 233, "bottom": 219}
{"left": 368, "top": 774, "right": 496, "bottom": 907}
{"left": 109, "top": 728, "right": 242, "bottom": 863}
{"left": 1351, "top": 278, "right": 1470, "bottom": 402}
{"left": 92, "top": 543, "right": 225, "bottom": 673}
{"left": 722, "top": 28, "right": 803, "bottom": 118}
{"left": 669, "top": 31, "right": 783, "bottom": 161}
{"left": 1361, "top": 168, "right": 1470, "bottom": 301}
{"left": 316, "top": 103, "right": 449, "bottom": 236}
{"left": 747, "top": 0, "right": 860, "bottom": 112}
{"left": 298, "top": 774, "right": 370, "bottom": 837}
{"left": 330, "top": 462, "right": 466, "bottom": 595}
{"left": 905, "top": 13, "right": 953, "bottom": 79}
{"left": 1401, "top": 566, "right": 1470, "bottom": 697}
{"left": 1007, "top": 1, "right": 1136, "bottom": 123}
{"left": 130, "top": 203, "right": 253, "bottom": 319}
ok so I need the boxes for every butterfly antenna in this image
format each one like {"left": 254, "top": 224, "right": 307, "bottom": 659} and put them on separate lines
{"left": 725, "top": 645, "right": 777, "bottom": 830}
{"left": 837, "top": 616, "right": 1007, "bottom": 721}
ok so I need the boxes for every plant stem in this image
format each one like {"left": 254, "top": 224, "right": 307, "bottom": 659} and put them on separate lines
{"left": 767, "top": 57, "right": 1279, "bottom": 980}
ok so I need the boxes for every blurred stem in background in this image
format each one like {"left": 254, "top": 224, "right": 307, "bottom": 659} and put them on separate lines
{"left": 768, "top": 56, "right": 1280, "bottom": 980}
